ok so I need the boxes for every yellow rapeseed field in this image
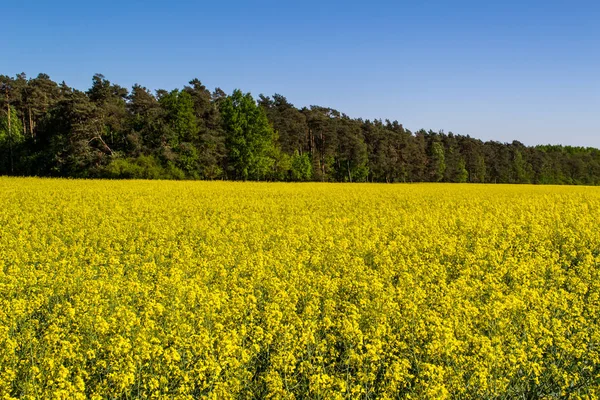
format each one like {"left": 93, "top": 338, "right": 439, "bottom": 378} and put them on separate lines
{"left": 1, "top": 178, "right": 599, "bottom": 399}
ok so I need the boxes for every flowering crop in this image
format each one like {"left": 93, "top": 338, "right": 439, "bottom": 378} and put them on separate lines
{"left": 1, "top": 178, "right": 599, "bottom": 398}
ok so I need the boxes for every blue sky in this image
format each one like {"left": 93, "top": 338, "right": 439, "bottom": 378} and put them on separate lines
{"left": 2, "top": 0, "right": 599, "bottom": 146}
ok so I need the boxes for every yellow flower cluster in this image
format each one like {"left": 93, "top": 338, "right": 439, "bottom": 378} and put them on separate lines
{"left": 1, "top": 178, "right": 599, "bottom": 398}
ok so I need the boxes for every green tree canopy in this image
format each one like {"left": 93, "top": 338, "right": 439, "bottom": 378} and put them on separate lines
{"left": 1, "top": 71, "right": 600, "bottom": 185}
{"left": 0, "top": 106, "right": 24, "bottom": 146}
{"left": 220, "top": 89, "right": 275, "bottom": 180}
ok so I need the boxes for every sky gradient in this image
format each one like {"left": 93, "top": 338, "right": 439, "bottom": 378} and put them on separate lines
{"left": 2, "top": 0, "right": 599, "bottom": 147}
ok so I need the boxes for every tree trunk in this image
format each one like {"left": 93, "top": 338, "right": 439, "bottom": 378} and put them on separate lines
{"left": 320, "top": 130, "right": 325, "bottom": 180}
{"left": 347, "top": 159, "right": 352, "bottom": 183}
{"left": 28, "top": 106, "right": 34, "bottom": 139}
{"left": 6, "top": 85, "right": 13, "bottom": 174}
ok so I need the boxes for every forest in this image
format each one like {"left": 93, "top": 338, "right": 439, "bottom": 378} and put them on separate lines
{"left": 1, "top": 72, "right": 599, "bottom": 184}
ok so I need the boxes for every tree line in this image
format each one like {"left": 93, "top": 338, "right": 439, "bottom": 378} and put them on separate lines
{"left": 1, "top": 72, "right": 599, "bottom": 184}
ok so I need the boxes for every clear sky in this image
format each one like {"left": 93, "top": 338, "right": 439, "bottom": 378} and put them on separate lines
{"left": 2, "top": 0, "right": 599, "bottom": 147}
